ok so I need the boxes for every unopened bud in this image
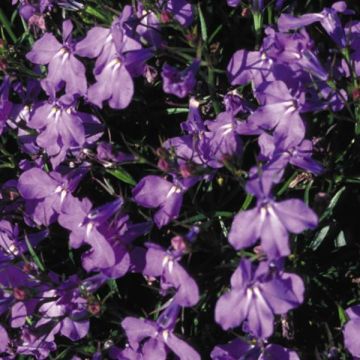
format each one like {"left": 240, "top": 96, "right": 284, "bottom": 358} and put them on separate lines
{"left": 87, "top": 302, "right": 101, "bottom": 316}
{"left": 171, "top": 235, "right": 187, "bottom": 252}
{"left": 160, "top": 11, "right": 171, "bottom": 23}
{"left": 352, "top": 88, "right": 360, "bottom": 101}
{"left": 13, "top": 287, "right": 28, "bottom": 301}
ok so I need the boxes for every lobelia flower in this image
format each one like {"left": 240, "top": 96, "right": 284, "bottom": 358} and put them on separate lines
{"left": 228, "top": 26, "right": 330, "bottom": 91}
{"left": 28, "top": 88, "right": 102, "bottom": 167}
{"left": 345, "top": 20, "right": 360, "bottom": 77}
{"left": 215, "top": 259, "right": 304, "bottom": 338}
{"left": 211, "top": 337, "right": 300, "bottom": 360}
{"left": 258, "top": 133, "right": 323, "bottom": 175}
{"left": 163, "top": 135, "right": 208, "bottom": 171}
{"left": 36, "top": 275, "right": 90, "bottom": 342}
{"left": 247, "top": 80, "right": 306, "bottom": 147}
{"left": 76, "top": 6, "right": 152, "bottom": 110}
{"left": 132, "top": 242, "right": 199, "bottom": 307}
{"left": 159, "top": 0, "right": 194, "bottom": 28}
{"left": 58, "top": 196, "right": 123, "bottom": 271}
{"left": 0, "top": 324, "right": 9, "bottom": 353}
{"left": 0, "top": 220, "right": 48, "bottom": 260}
{"left": 75, "top": 6, "right": 142, "bottom": 71}
{"left": 224, "top": 90, "right": 253, "bottom": 116}
{"left": 96, "top": 142, "right": 135, "bottom": 166}
{"left": 102, "top": 219, "right": 153, "bottom": 279}
{"left": 17, "top": 166, "right": 86, "bottom": 226}
{"left": 0, "top": 76, "right": 13, "bottom": 135}
{"left": 278, "top": 1, "right": 348, "bottom": 48}
{"left": 133, "top": 175, "right": 198, "bottom": 228}
{"left": 136, "top": 2, "right": 163, "bottom": 48}
{"left": 228, "top": 165, "right": 318, "bottom": 259}
{"left": 343, "top": 304, "right": 360, "bottom": 357}
{"left": 87, "top": 48, "right": 152, "bottom": 110}
{"left": 266, "top": 29, "right": 328, "bottom": 81}
{"left": 227, "top": 0, "right": 241, "bottom": 7}
{"left": 16, "top": 327, "right": 56, "bottom": 360}
{"left": 121, "top": 302, "right": 200, "bottom": 360}
{"left": 0, "top": 262, "right": 45, "bottom": 329}
{"left": 26, "top": 20, "right": 87, "bottom": 96}
{"left": 161, "top": 60, "right": 200, "bottom": 98}
{"left": 227, "top": 49, "right": 276, "bottom": 88}
{"left": 204, "top": 111, "right": 243, "bottom": 166}
{"left": 181, "top": 97, "right": 206, "bottom": 134}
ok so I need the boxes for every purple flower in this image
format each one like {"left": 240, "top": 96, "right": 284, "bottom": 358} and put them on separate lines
{"left": 267, "top": 30, "right": 328, "bottom": 81}
{"left": 37, "top": 276, "right": 90, "bottom": 341}
{"left": 205, "top": 111, "right": 243, "bottom": 165}
{"left": 228, "top": 165, "right": 318, "bottom": 259}
{"left": 16, "top": 328, "right": 56, "bottom": 360}
{"left": 133, "top": 175, "right": 197, "bottom": 228}
{"left": 58, "top": 196, "right": 122, "bottom": 271}
{"left": 211, "top": 337, "right": 300, "bottom": 360}
{"left": 28, "top": 93, "right": 101, "bottom": 165}
{"left": 215, "top": 259, "right": 304, "bottom": 338}
{"left": 135, "top": 242, "right": 200, "bottom": 307}
{"left": 248, "top": 81, "right": 306, "bottom": 147}
{"left": 161, "top": 61, "right": 199, "bottom": 98}
{"left": 17, "top": 167, "right": 86, "bottom": 226}
{"left": 227, "top": 49, "right": 275, "bottom": 87}
{"left": 96, "top": 142, "right": 135, "bottom": 165}
{"left": 258, "top": 133, "right": 323, "bottom": 175}
{"left": 160, "top": 0, "right": 194, "bottom": 28}
{"left": 227, "top": 0, "right": 241, "bottom": 7}
{"left": 343, "top": 305, "right": 360, "bottom": 357}
{"left": 26, "top": 20, "right": 87, "bottom": 96}
{"left": 0, "top": 325, "right": 9, "bottom": 353}
{"left": 136, "top": 3, "right": 162, "bottom": 48}
{"left": 0, "top": 220, "right": 47, "bottom": 260}
{"left": 121, "top": 304, "right": 200, "bottom": 360}
{"left": 75, "top": 7, "right": 141, "bottom": 70}
{"left": 278, "top": 2, "right": 348, "bottom": 48}
{"left": 75, "top": 6, "right": 151, "bottom": 109}
{"left": 0, "top": 76, "right": 12, "bottom": 135}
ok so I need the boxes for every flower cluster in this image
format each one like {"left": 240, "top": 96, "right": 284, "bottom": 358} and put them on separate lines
{"left": 0, "top": 0, "right": 359, "bottom": 358}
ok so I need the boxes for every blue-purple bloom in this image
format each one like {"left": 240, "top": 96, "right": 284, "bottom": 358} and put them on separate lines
{"left": 26, "top": 20, "right": 87, "bottom": 96}
{"left": 161, "top": 60, "right": 200, "bottom": 98}
{"left": 211, "top": 337, "right": 300, "bottom": 360}
{"left": 215, "top": 259, "right": 304, "bottom": 338}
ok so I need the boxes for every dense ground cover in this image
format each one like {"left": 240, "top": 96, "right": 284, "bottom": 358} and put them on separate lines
{"left": 1, "top": 0, "right": 360, "bottom": 359}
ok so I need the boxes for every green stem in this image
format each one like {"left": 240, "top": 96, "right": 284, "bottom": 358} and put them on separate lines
{"left": 0, "top": 8, "right": 17, "bottom": 43}
{"left": 252, "top": 11, "right": 263, "bottom": 49}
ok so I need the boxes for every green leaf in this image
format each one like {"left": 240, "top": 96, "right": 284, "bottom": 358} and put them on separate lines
{"left": 0, "top": 8, "right": 17, "bottom": 43}
{"left": 310, "top": 225, "right": 330, "bottom": 250}
{"left": 24, "top": 232, "right": 45, "bottom": 272}
{"left": 197, "top": 3, "right": 208, "bottom": 42}
{"left": 320, "top": 186, "right": 346, "bottom": 221}
{"left": 334, "top": 230, "right": 346, "bottom": 248}
{"left": 83, "top": 5, "right": 110, "bottom": 23}
{"left": 106, "top": 168, "right": 136, "bottom": 186}
{"left": 337, "top": 304, "right": 348, "bottom": 326}
{"left": 240, "top": 194, "right": 253, "bottom": 211}
{"left": 165, "top": 107, "right": 189, "bottom": 115}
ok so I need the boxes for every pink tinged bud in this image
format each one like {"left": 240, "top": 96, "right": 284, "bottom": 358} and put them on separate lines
{"left": 241, "top": 8, "right": 251, "bottom": 17}
{"left": 87, "top": 302, "right": 101, "bottom": 316}
{"left": 171, "top": 235, "right": 187, "bottom": 252}
{"left": 158, "top": 158, "right": 170, "bottom": 172}
{"left": 179, "top": 163, "right": 192, "bottom": 178}
{"left": 13, "top": 287, "right": 27, "bottom": 301}
{"left": 28, "top": 14, "right": 46, "bottom": 31}
{"left": 0, "top": 59, "right": 7, "bottom": 72}
{"left": 160, "top": 11, "right": 171, "bottom": 23}
{"left": 352, "top": 88, "right": 360, "bottom": 101}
